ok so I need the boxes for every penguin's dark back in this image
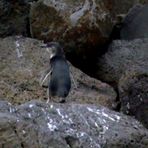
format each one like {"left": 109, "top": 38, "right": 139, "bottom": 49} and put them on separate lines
{"left": 49, "top": 56, "right": 71, "bottom": 97}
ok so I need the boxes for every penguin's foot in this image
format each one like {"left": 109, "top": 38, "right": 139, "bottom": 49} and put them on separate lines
{"left": 59, "top": 98, "right": 66, "bottom": 103}
{"left": 46, "top": 97, "right": 50, "bottom": 104}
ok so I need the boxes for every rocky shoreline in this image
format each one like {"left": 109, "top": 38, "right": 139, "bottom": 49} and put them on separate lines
{"left": 0, "top": 0, "right": 148, "bottom": 147}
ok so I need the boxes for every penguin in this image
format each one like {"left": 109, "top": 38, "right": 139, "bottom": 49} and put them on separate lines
{"left": 40, "top": 42, "right": 71, "bottom": 103}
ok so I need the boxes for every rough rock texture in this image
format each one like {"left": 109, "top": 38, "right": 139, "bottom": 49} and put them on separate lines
{"left": 29, "top": 0, "right": 140, "bottom": 63}
{"left": 119, "top": 66, "right": 148, "bottom": 128}
{"left": 0, "top": 0, "right": 31, "bottom": 37}
{"left": 140, "top": 0, "right": 148, "bottom": 4}
{"left": 97, "top": 39, "right": 148, "bottom": 128}
{"left": 120, "top": 4, "right": 148, "bottom": 40}
{"left": 0, "top": 0, "right": 11, "bottom": 17}
{"left": 30, "top": 0, "right": 142, "bottom": 45}
{"left": 97, "top": 39, "right": 148, "bottom": 84}
{"left": 0, "top": 36, "right": 116, "bottom": 108}
{"left": 0, "top": 100, "right": 148, "bottom": 148}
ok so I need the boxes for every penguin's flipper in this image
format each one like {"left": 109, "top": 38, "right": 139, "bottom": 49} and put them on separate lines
{"left": 40, "top": 68, "right": 52, "bottom": 87}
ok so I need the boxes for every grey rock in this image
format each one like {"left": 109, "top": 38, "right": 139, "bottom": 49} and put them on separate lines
{"left": 121, "top": 4, "right": 148, "bottom": 40}
{"left": 97, "top": 39, "right": 148, "bottom": 83}
{"left": 119, "top": 66, "right": 148, "bottom": 128}
{"left": 0, "top": 100, "right": 148, "bottom": 147}
{"left": 97, "top": 39, "right": 148, "bottom": 128}
{"left": 0, "top": 36, "right": 116, "bottom": 108}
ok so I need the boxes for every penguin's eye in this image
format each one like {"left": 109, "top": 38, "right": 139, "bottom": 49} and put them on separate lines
{"left": 46, "top": 46, "right": 56, "bottom": 53}
{"left": 51, "top": 47, "right": 57, "bottom": 53}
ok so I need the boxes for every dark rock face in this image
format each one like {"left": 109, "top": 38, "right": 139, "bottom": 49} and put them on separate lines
{"left": 0, "top": 36, "right": 116, "bottom": 108}
{"left": 97, "top": 39, "right": 148, "bottom": 128}
{"left": 140, "top": 0, "right": 148, "bottom": 4}
{"left": 120, "top": 4, "right": 148, "bottom": 40}
{"left": 0, "top": 0, "right": 11, "bottom": 17}
{"left": 103, "top": 0, "right": 140, "bottom": 18}
{"left": 0, "top": 100, "right": 148, "bottom": 147}
{"left": 119, "top": 67, "right": 148, "bottom": 128}
{"left": 0, "top": 0, "right": 31, "bottom": 37}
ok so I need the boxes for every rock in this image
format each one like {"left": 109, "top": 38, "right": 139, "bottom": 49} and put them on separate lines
{"left": 140, "top": 0, "right": 148, "bottom": 4}
{"left": 97, "top": 39, "right": 148, "bottom": 84}
{"left": 0, "top": 100, "right": 148, "bottom": 147}
{"left": 29, "top": 0, "right": 140, "bottom": 69}
{"left": 97, "top": 39, "right": 148, "bottom": 128}
{"left": 0, "top": 0, "right": 31, "bottom": 37}
{"left": 0, "top": 0, "right": 11, "bottom": 17}
{"left": 0, "top": 36, "right": 116, "bottom": 108}
{"left": 119, "top": 66, "right": 148, "bottom": 128}
{"left": 120, "top": 4, "right": 148, "bottom": 40}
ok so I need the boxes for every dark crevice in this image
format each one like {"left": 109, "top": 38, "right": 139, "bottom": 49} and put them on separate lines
{"left": 65, "top": 137, "right": 72, "bottom": 148}
{"left": 66, "top": 44, "right": 109, "bottom": 79}
{"left": 65, "top": 136, "right": 80, "bottom": 148}
{"left": 21, "top": 142, "right": 25, "bottom": 148}
{"left": 66, "top": 22, "right": 122, "bottom": 112}
{"left": 111, "top": 84, "right": 121, "bottom": 111}
{"left": 66, "top": 21, "right": 122, "bottom": 80}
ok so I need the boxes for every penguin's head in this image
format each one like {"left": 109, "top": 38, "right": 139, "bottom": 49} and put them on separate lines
{"left": 41, "top": 42, "right": 64, "bottom": 59}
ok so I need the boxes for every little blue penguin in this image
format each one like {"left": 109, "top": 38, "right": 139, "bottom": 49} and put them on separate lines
{"left": 41, "top": 42, "right": 71, "bottom": 103}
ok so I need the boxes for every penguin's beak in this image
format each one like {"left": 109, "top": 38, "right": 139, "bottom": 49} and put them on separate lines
{"left": 40, "top": 43, "right": 53, "bottom": 53}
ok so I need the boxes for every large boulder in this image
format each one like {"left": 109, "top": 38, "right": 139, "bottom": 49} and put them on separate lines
{"left": 119, "top": 66, "right": 148, "bottom": 128}
{"left": 0, "top": 100, "right": 148, "bottom": 147}
{"left": 30, "top": 0, "right": 141, "bottom": 46}
{"left": 0, "top": 36, "right": 116, "bottom": 108}
{"left": 97, "top": 39, "right": 148, "bottom": 128}
{"left": 29, "top": 0, "right": 140, "bottom": 67}
{"left": 97, "top": 39, "right": 148, "bottom": 84}
{"left": 120, "top": 4, "right": 148, "bottom": 40}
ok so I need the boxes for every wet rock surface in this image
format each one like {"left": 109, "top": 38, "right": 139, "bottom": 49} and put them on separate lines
{"left": 0, "top": 100, "right": 148, "bottom": 148}
{"left": 97, "top": 39, "right": 148, "bottom": 128}
{"left": 0, "top": 36, "right": 116, "bottom": 108}
{"left": 120, "top": 4, "right": 148, "bottom": 40}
